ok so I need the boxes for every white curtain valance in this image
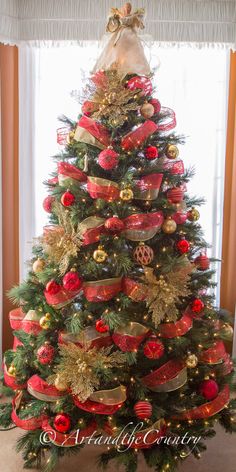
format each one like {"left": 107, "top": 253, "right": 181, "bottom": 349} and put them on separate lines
{"left": 0, "top": 0, "right": 236, "bottom": 48}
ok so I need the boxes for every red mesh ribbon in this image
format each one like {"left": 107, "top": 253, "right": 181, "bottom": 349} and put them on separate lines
{"left": 57, "top": 162, "right": 87, "bottom": 182}
{"left": 13, "top": 336, "right": 23, "bottom": 350}
{"left": 122, "top": 211, "right": 163, "bottom": 232}
{"left": 77, "top": 116, "right": 110, "bottom": 147}
{"left": 83, "top": 277, "right": 122, "bottom": 302}
{"left": 200, "top": 340, "right": 227, "bottom": 364}
{"left": 10, "top": 306, "right": 43, "bottom": 336}
{"left": 158, "top": 313, "right": 193, "bottom": 338}
{"left": 72, "top": 397, "right": 124, "bottom": 415}
{"left": 141, "top": 359, "right": 185, "bottom": 389}
{"left": 58, "top": 328, "right": 113, "bottom": 349}
{"left": 122, "top": 277, "right": 146, "bottom": 302}
{"left": 112, "top": 323, "right": 149, "bottom": 352}
{"left": 172, "top": 385, "right": 230, "bottom": 420}
{"left": 134, "top": 173, "right": 163, "bottom": 200}
{"left": 9, "top": 307, "right": 25, "bottom": 330}
{"left": 44, "top": 287, "right": 82, "bottom": 308}
{"left": 3, "top": 363, "right": 26, "bottom": 390}
{"left": 80, "top": 217, "right": 106, "bottom": 245}
{"left": 158, "top": 107, "right": 176, "bottom": 132}
{"left": 22, "top": 319, "right": 42, "bottom": 335}
{"left": 57, "top": 127, "right": 69, "bottom": 145}
{"left": 27, "top": 375, "right": 65, "bottom": 401}
{"left": 11, "top": 393, "right": 48, "bottom": 430}
{"left": 91, "top": 70, "right": 108, "bottom": 88}
{"left": 42, "top": 418, "right": 97, "bottom": 446}
{"left": 121, "top": 120, "right": 158, "bottom": 151}
{"left": 163, "top": 159, "right": 184, "bottom": 175}
{"left": 87, "top": 176, "right": 120, "bottom": 201}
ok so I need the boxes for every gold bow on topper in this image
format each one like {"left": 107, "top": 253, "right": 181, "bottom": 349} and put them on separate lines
{"left": 107, "top": 3, "right": 145, "bottom": 34}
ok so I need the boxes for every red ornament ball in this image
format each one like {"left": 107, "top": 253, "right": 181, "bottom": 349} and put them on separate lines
{"left": 144, "top": 146, "right": 158, "bottom": 160}
{"left": 190, "top": 298, "right": 205, "bottom": 313}
{"left": 53, "top": 413, "right": 71, "bottom": 433}
{"left": 43, "top": 195, "right": 54, "bottom": 213}
{"left": 176, "top": 239, "right": 190, "bottom": 254}
{"left": 194, "top": 254, "right": 210, "bottom": 271}
{"left": 105, "top": 216, "right": 124, "bottom": 232}
{"left": 127, "top": 76, "right": 152, "bottom": 96}
{"left": 143, "top": 340, "right": 164, "bottom": 359}
{"left": 82, "top": 100, "right": 96, "bottom": 116}
{"left": 172, "top": 211, "right": 187, "bottom": 225}
{"left": 95, "top": 319, "right": 109, "bottom": 333}
{"left": 133, "top": 243, "right": 154, "bottom": 266}
{"left": 61, "top": 191, "right": 75, "bottom": 207}
{"left": 167, "top": 187, "right": 184, "bottom": 204}
{"left": 134, "top": 401, "right": 152, "bottom": 419}
{"left": 46, "top": 280, "right": 61, "bottom": 295}
{"left": 149, "top": 98, "right": 161, "bottom": 114}
{"left": 62, "top": 271, "right": 83, "bottom": 292}
{"left": 37, "top": 344, "right": 55, "bottom": 365}
{"left": 199, "top": 379, "right": 219, "bottom": 401}
{"left": 98, "top": 149, "right": 119, "bottom": 170}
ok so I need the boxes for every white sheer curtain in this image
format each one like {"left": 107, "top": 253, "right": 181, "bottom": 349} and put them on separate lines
{"left": 18, "top": 44, "right": 229, "bottom": 305}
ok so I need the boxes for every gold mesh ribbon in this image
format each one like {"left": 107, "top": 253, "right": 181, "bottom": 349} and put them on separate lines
{"left": 89, "top": 385, "right": 127, "bottom": 405}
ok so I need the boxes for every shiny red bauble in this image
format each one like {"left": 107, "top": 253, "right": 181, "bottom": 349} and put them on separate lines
{"left": 144, "top": 146, "right": 158, "bottom": 160}
{"left": 199, "top": 379, "right": 219, "bottom": 400}
{"left": 167, "top": 187, "right": 184, "bottom": 204}
{"left": 82, "top": 100, "right": 96, "bottom": 116}
{"left": 143, "top": 340, "right": 164, "bottom": 359}
{"left": 194, "top": 254, "right": 210, "bottom": 271}
{"left": 43, "top": 195, "right": 54, "bottom": 213}
{"left": 61, "top": 191, "right": 75, "bottom": 207}
{"left": 95, "top": 319, "right": 109, "bottom": 333}
{"left": 172, "top": 211, "right": 187, "bottom": 225}
{"left": 53, "top": 413, "right": 71, "bottom": 433}
{"left": 190, "top": 298, "right": 205, "bottom": 313}
{"left": 98, "top": 149, "right": 119, "bottom": 170}
{"left": 105, "top": 216, "right": 124, "bottom": 232}
{"left": 62, "top": 271, "right": 83, "bottom": 292}
{"left": 127, "top": 76, "right": 152, "bottom": 96}
{"left": 37, "top": 344, "right": 55, "bottom": 365}
{"left": 176, "top": 239, "right": 190, "bottom": 254}
{"left": 46, "top": 280, "right": 61, "bottom": 295}
{"left": 149, "top": 98, "right": 161, "bottom": 114}
{"left": 134, "top": 401, "right": 152, "bottom": 419}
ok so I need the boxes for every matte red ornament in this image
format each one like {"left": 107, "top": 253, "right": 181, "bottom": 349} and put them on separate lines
{"left": 143, "top": 340, "right": 164, "bottom": 359}
{"left": 199, "top": 379, "right": 219, "bottom": 400}
{"left": 105, "top": 216, "right": 124, "bottom": 232}
{"left": 167, "top": 187, "right": 184, "bottom": 203}
{"left": 134, "top": 401, "right": 152, "bottom": 419}
{"left": 46, "top": 280, "right": 61, "bottom": 295}
{"left": 133, "top": 244, "right": 154, "bottom": 266}
{"left": 43, "top": 196, "right": 54, "bottom": 213}
{"left": 172, "top": 211, "right": 187, "bottom": 225}
{"left": 82, "top": 100, "right": 96, "bottom": 116}
{"left": 95, "top": 319, "right": 109, "bottom": 333}
{"left": 144, "top": 146, "right": 158, "bottom": 160}
{"left": 194, "top": 254, "right": 210, "bottom": 271}
{"left": 37, "top": 344, "right": 55, "bottom": 365}
{"left": 53, "top": 413, "right": 71, "bottom": 433}
{"left": 62, "top": 271, "right": 83, "bottom": 292}
{"left": 149, "top": 98, "right": 161, "bottom": 114}
{"left": 61, "top": 190, "right": 75, "bottom": 207}
{"left": 190, "top": 298, "right": 205, "bottom": 313}
{"left": 176, "top": 239, "right": 190, "bottom": 254}
{"left": 98, "top": 149, "right": 119, "bottom": 170}
{"left": 127, "top": 76, "right": 152, "bottom": 96}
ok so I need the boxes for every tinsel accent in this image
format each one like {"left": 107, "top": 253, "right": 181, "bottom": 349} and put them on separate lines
{"left": 48, "top": 342, "right": 126, "bottom": 402}
{"left": 143, "top": 261, "right": 194, "bottom": 327}
{"left": 42, "top": 203, "right": 82, "bottom": 275}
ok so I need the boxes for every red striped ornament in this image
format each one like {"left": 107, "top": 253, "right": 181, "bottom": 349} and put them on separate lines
{"left": 134, "top": 401, "right": 152, "bottom": 419}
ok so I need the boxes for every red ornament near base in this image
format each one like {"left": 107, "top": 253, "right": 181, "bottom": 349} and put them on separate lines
{"left": 61, "top": 190, "right": 75, "bottom": 207}
{"left": 98, "top": 149, "right": 119, "bottom": 170}
{"left": 190, "top": 298, "right": 205, "bottom": 313}
{"left": 143, "top": 339, "right": 164, "bottom": 359}
{"left": 105, "top": 216, "right": 124, "bottom": 232}
{"left": 199, "top": 379, "right": 219, "bottom": 401}
{"left": 134, "top": 401, "right": 152, "bottom": 419}
{"left": 95, "top": 319, "right": 109, "bottom": 333}
{"left": 46, "top": 280, "right": 61, "bottom": 295}
{"left": 53, "top": 413, "right": 71, "bottom": 433}
{"left": 62, "top": 271, "right": 83, "bottom": 292}
{"left": 176, "top": 239, "right": 190, "bottom": 254}
{"left": 43, "top": 195, "right": 54, "bottom": 213}
{"left": 144, "top": 146, "right": 158, "bottom": 160}
{"left": 37, "top": 344, "right": 55, "bottom": 365}
{"left": 194, "top": 254, "right": 210, "bottom": 271}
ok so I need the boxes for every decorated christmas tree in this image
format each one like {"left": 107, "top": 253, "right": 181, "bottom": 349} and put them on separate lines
{"left": 1, "top": 4, "right": 235, "bottom": 472}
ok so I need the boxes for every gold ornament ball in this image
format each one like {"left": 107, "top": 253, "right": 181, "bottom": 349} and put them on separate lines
{"left": 45, "top": 312, "right": 52, "bottom": 320}
{"left": 162, "top": 217, "right": 177, "bottom": 234}
{"left": 32, "top": 258, "right": 45, "bottom": 273}
{"left": 93, "top": 246, "right": 108, "bottom": 263}
{"left": 54, "top": 376, "right": 69, "bottom": 392}
{"left": 165, "top": 144, "right": 179, "bottom": 160}
{"left": 8, "top": 364, "right": 16, "bottom": 376}
{"left": 140, "top": 103, "right": 155, "bottom": 119}
{"left": 186, "top": 354, "right": 198, "bottom": 368}
{"left": 120, "top": 188, "right": 134, "bottom": 201}
{"left": 39, "top": 315, "right": 51, "bottom": 330}
{"left": 66, "top": 130, "right": 75, "bottom": 144}
{"left": 187, "top": 207, "right": 200, "bottom": 222}
{"left": 220, "top": 323, "right": 234, "bottom": 341}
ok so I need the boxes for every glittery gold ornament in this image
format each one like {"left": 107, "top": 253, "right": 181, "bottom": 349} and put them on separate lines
{"left": 54, "top": 375, "right": 69, "bottom": 392}
{"left": 66, "top": 130, "right": 75, "bottom": 144}
{"left": 32, "top": 258, "right": 45, "bottom": 273}
{"left": 140, "top": 103, "right": 154, "bottom": 118}
{"left": 120, "top": 188, "right": 134, "bottom": 201}
{"left": 165, "top": 144, "right": 179, "bottom": 160}
{"left": 187, "top": 207, "right": 200, "bottom": 222}
{"left": 162, "top": 217, "right": 177, "bottom": 234}
{"left": 39, "top": 315, "right": 51, "bottom": 330}
{"left": 8, "top": 364, "right": 16, "bottom": 376}
{"left": 220, "top": 323, "right": 234, "bottom": 341}
{"left": 93, "top": 245, "right": 108, "bottom": 263}
{"left": 45, "top": 312, "right": 52, "bottom": 320}
{"left": 186, "top": 354, "right": 198, "bottom": 368}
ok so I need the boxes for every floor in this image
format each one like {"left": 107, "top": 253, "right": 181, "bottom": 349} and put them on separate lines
{"left": 0, "top": 424, "right": 235, "bottom": 472}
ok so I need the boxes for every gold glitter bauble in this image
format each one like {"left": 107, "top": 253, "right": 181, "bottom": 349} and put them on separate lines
{"left": 66, "top": 130, "right": 75, "bottom": 144}
{"left": 186, "top": 354, "right": 198, "bottom": 368}
{"left": 45, "top": 313, "right": 52, "bottom": 320}
{"left": 54, "top": 376, "right": 69, "bottom": 392}
{"left": 120, "top": 188, "right": 134, "bottom": 201}
{"left": 140, "top": 103, "right": 154, "bottom": 119}
{"left": 39, "top": 316, "right": 51, "bottom": 330}
{"left": 93, "top": 246, "right": 108, "bottom": 263}
{"left": 8, "top": 364, "right": 16, "bottom": 376}
{"left": 165, "top": 144, "right": 179, "bottom": 160}
{"left": 187, "top": 207, "right": 200, "bottom": 222}
{"left": 161, "top": 217, "right": 177, "bottom": 234}
{"left": 220, "top": 323, "right": 234, "bottom": 341}
{"left": 32, "top": 258, "right": 45, "bottom": 273}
